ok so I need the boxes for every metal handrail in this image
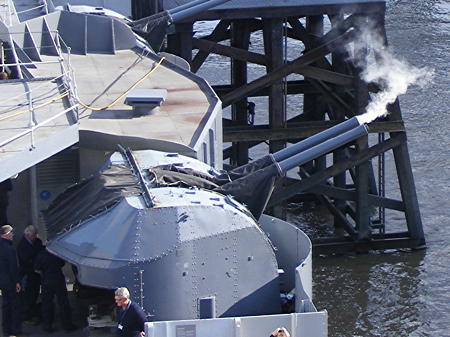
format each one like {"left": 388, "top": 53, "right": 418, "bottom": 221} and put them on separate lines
{"left": 54, "top": 31, "right": 77, "bottom": 111}
{"left": 0, "top": 90, "right": 70, "bottom": 120}
{"left": 15, "top": 4, "right": 45, "bottom": 15}
{"left": 0, "top": 104, "right": 78, "bottom": 148}
{"left": 1, "top": 30, "right": 73, "bottom": 103}
{"left": 0, "top": 59, "right": 66, "bottom": 67}
{"left": 0, "top": 72, "right": 69, "bottom": 107}
{"left": 42, "top": 0, "right": 50, "bottom": 14}
{"left": 0, "top": 29, "right": 78, "bottom": 151}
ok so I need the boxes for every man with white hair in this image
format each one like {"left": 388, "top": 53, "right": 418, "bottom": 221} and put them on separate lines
{"left": 270, "top": 327, "right": 291, "bottom": 337}
{"left": 114, "top": 287, "right": 147, "bottom": 337}
{"left": 17, "top": 225, "right": 44, "bottom": 323}
{"left": 0, "top": 224, "right": 23, "bottom": 337}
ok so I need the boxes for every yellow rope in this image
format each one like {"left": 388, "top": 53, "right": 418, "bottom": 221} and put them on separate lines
{"left": 78, "top": 57, "right": 166, "bottom": 111}
{"left": 0, "top": 92, "right": 69, "bottom": 122}
{"left": 0, "top": 57, "right": 165, "bottom": 122}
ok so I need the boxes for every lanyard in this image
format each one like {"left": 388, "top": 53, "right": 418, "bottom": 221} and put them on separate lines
{"left": 119, "top": 301, "right": 131, "bottom": 324}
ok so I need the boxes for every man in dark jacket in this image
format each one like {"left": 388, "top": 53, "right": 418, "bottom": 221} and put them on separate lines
{"left": 114, "top": 287, "right": 147, "bottom": 337}
{"left": 0, "top": 224, "right": 23, "bottom": 336}
{"left": 17, "top": 225, "right": 45, "bottom": 322}
{"left": 34, "top": 250, "right": 76, "bottom": 332}
{"left": 0, "top": 179, "right": 12, "bottom": 224}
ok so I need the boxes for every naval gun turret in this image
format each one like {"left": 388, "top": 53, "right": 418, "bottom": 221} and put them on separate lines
{"left": 43, "top": 118, "right": 367, "bottom": 321}
{"left": 132, "top": 116, "right": 368, "bottom": 219}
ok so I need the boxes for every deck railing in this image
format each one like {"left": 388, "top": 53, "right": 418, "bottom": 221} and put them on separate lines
{"left": 0, "top": 30, "right": 78, "bottom": 151}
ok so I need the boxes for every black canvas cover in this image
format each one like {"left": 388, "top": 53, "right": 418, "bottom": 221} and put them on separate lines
{"left": 214, "top": 164, "right": 282, "bottom": 219}
{"left": 213, "top": 155, "right": 276, "bottom": 183}
{"left": 211, "top": 155, "right": 275, "bottom": 185}
{"left": 44, "top": 164, "right": 141, "bottom": 240}
{"left": 148, "top": 162, "right": 282, "bottom": 219}
{"left": 226, "top": 155, "right": 276, "bottom": 181}
{"left": 149, "top": 164, "right": 221, "bottom": 190}
{"left": 131, "top": 11, "right": 171, "bottom": 52}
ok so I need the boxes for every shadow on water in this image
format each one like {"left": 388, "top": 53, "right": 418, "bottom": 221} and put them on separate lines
{"left": 312, "top": 250, "right": 427, "bottom": 337}
{"left": 285, "top": 200, "right": 434, "bottom": 336}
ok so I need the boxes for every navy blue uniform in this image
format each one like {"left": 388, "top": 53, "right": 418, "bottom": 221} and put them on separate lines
{"left": 0, "top": 237, "right": 22, "bottom": 335}
{"left": 0, "top": 179, "right": 12, "bottom": 224}
{"left": 34, "top": 250, "right": 73, "bottom": 330}
{"left": 117, "top": 301, "right": 147, "bottom": 337}
{"left": 17, "top": 235, "right": 44, "bottom": 320}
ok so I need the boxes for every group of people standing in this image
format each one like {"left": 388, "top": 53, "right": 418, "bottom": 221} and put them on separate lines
{"left": 1, "top": 224, "right": 148, "bottom": 337}
{"left": 0, "top": 224, "right": 76, "bottom": 337}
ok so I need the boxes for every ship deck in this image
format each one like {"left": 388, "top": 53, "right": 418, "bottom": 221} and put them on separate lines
{"left": 31, "top": 51, "right": 215, "bottom": 151}
{"left": 0, "top": 289, "right": 113, "bottom": 337}
{"left": 0, "top": 46, "right": 219, "bottom": 181}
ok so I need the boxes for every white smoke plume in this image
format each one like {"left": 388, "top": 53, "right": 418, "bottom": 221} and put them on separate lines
{"left": 351, "top": 25, "right": 433, "bottom": 125}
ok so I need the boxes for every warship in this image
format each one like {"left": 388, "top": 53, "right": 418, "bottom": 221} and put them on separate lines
{"left": 0, "top": 1, "right": 394, "bottom": 336}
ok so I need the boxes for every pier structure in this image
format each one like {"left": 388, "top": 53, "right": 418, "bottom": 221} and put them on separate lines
{"left": 141, "top": 0, "right": 425, "bottom": 254}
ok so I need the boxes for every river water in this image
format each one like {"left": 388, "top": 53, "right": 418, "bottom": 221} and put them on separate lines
{"left": 196, "top": 1, "right": 450, "bottom": 336}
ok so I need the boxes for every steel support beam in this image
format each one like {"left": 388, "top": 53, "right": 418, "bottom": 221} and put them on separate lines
{"left": 355, "top": 136, "right": 371, "bottom": 240}
{"left": 391, "top": 134, "right": 426, "bottom": 244}
{"left": 230, "top": 20, "right": 251, "bottom": 165}
{"left": 263, "top": 18, "right": 286, "bottom": 153}
{"left": 268, "top": 135, "right": 403, "bottom": 207}
{"left": 192, "top": 20, "right": 231, "bottom": 72}
{"left": 221, "top": 30, "right": 357, "bottom": 107}
{"left": 223, "top": 120, "right": 405, "bottom": 142}
{"left": 306, "top": 184, "right": 405, "bottom": 211}
{"left": 313, "top": 235, "right": 425, "bottom": 256}
{"left": 166, "top": 23, "right": 193, "bottom": 64}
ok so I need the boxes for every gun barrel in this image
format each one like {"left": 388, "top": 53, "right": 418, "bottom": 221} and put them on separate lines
{"left": 277, "top": 124, "right": 368, "bottom": 173}
{"left": 170, "top": 0, "right": 231, "bottom": 23}
{"left": 215, "top": 120, "right": 368, "bottom": 219}
{"left": 168, "top": 0, "right": 211, "bottom": 15}
{"left": 227, "top": 116, "right": 364, "bottom": 180}
{"left": 272, "top": 116, "right": 361, "bottom": 162}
